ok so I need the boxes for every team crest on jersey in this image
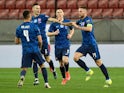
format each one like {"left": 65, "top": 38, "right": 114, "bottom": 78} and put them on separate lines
{"left": 34, "top": 19, "right": 37, "bottom": 23}
{"left": 79, "top": 22, "right": 85, "bottom": 26}
{"left": 56, "top": 25, "right": 59, "bottom": 29}
{"left": 45, "top": 15, "right": 49, "bottom": 18}
{"left": 38, "top": 18, "right": 41, "bottom": 23}
{"left": 60, "top": 25, "right": 64, "bottom": 28}
{"left": 65, "top": 26, "right": 68, "bottom": 29}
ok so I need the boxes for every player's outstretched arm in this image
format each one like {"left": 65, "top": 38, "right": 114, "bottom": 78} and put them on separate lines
{"left": 15, "top": 37, "right": 21, "bottom": 44}
{"left": 47, "top": 30, "right": 59, "bottom": 37}
{"left": 48, "top": 17, "right": 61, "bottom": 23}
{"left": 61, "top": 22, "right": 73, "bottom": 26}
{"left": 72, "top": 22, "right": 92, "bottom": 32}
{"left": 67, "top": 28, "right": 74, "bottom": 39}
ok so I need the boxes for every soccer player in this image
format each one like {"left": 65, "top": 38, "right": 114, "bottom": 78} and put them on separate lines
{"left": 15, "top": 10, "right": 51, "bottom": 88}
{"left": 47, "top": 9, "right": 74, "bottom": 85}
{"left": 31, "top": 3, "right": 59, "bottom": 85}
{"left": 62, "top": 7, "right": 112, "bottom": 87}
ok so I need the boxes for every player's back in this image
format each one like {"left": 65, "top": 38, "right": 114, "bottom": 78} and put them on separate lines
{"left": 16, "top": 22, "right": 40, "bottom": 54}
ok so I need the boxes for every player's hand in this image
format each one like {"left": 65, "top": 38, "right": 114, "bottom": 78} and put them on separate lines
{"left": 67, "top": 34, "right": 72, "bottom": 39}
{"left": 54, "top": 29, "right": 59, "bottom": 35}
{"left": 56, "top": 21, "right": 62, "bottom": 24}
{"left": 72, "top": 22, "right": 77, "bottom": 26}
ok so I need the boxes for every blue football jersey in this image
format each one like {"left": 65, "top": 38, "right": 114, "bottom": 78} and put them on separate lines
{"left": 49, "top": 19, "right": 73, "bottom": 48}
{"left": 76, "top": 16, "right": 97, "bottom": 45}
{"left": 31, "top": 14, "right": 49, "bottom": 42}
{"left": 16, "top": 22, "right": 41, "bottom": 54}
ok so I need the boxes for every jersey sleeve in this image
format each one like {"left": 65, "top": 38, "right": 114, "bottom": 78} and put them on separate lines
{"left": 85, "top": 17, "right": 93, "bottom": 26}
{"left": 68, "top": 20, "right": 73, "bottom": 30}
{"left": 48, "top": 23, "right": 56, "bottom": 32}
{"left": 16, "top": 27, "right": 20, "bottom": 38}
{"left": 42, "top": 14, "right": 50, "bottom": 22}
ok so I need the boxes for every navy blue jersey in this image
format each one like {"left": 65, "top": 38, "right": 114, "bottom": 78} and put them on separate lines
{"left": 76, "top": 16, "right": 97, "bottom": 45}
{"left": 16, "top": 22, "right": 41, "bottom": 54}
{"left": 32, "top": 14, "right": 49, "bottom": 42}
{"left": 49, "top": 19, "right": 73, "bottom": 48}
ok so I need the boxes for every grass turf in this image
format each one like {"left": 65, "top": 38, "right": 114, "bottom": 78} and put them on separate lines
{"left": 0, "top": 68, "right": 123, "bottom": 93}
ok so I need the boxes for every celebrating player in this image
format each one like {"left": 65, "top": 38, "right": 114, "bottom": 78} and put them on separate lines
{"left": 47, "top": 9, "right": 74, "bottom": 85}
{"left": 15, "top": 10, "right": 51, "bottom": 88}
{"left": 62, "top": 7, "right": 112, "bottom": 87}
{"left": 31, "top": 3, "right": 59, "bottom": 85}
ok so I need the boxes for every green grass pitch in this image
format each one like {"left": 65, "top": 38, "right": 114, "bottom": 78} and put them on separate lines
{"left": 0, "top": 68, "right": 123, "bottom": 93}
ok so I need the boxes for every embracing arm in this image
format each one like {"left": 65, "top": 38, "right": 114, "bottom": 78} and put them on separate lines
{"left": 67, "top": 28, "right": 74, "bottom": 39}
{"left": 48, "top": 17, "right": 60, "bottom": 23}
{"left": 72, "top": 22, "right": 92, "bottom": 32}
{"left": 47, "top": 30, "right": 59, "bottom": 37}
{"left": 61, "top": 22, "right": 73, "bottom": 26}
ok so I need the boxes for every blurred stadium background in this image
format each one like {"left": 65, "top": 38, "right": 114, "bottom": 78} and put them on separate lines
{"left": 0, "top": 0, "right": 124, "bottom": 44}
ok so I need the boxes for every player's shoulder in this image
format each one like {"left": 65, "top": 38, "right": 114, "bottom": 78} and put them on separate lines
{"left": 39, "top": 14, "right": 45, "bottom": 17}
{"left": 39, "top": 14, "right": 49, "bottom": 18}
{"left": 86, "top": 16, "right": 92, "bottom": 21}
{"left": 64, "top": 18, "right": 71, "bottom": 22}
{"left": 50, "top": 21, "right": 57, "bottom": 26}
{"left": 16, "top": 22, "right": 24, "bottom": 30}
{"left": 84, "top": 16, "right": 93, "bottom": 24}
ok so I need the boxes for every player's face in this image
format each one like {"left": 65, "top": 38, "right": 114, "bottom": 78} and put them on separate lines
{"left": 78, "top": 8, "right": 87, "bottom": 18}
{"left": 56, "top": 9, "right": 64, "bottom": 18}
{"left": 32, "top": 5, "right": 41, "bottom": 15}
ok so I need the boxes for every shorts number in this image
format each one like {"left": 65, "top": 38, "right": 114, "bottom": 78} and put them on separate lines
{"left": 23, "top": 30, "right": 30, "bottom": 42}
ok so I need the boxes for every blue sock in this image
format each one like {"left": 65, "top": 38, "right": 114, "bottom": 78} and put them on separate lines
{"left": 33, "top": 63, "right": 38, "bottom": 78}
{"left": 48, "top": 60, "right": 55, "bottom": 71}
{"left": 99, "top": 64, "right": 109, "bottom": 80}
{"left": 41, "top": 68, "right": 48, "bottom": 83}
{"left": 60, "top": 66, "right": 66, "bottom": 78}
{"left": 20, "top": 70, "right": 26, "bottom": 80}
{"left": 76, "top": 59, "right": 89, "bottom": 71}
{"left": 64, "top": 63, "right": 69, "bottom": 72}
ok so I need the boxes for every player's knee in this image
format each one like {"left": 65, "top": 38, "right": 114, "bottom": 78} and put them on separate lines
{"left": 39, "top": 63, "right": 45, "bottom": 68}
{"left": 45, "top": 56, "right": 51, "bottom": 62}
{"left": 62, "top": 57, "right": 69, "bottom": 64}
{"left": 95, "top": 59, "right": 102, "bottom": 67}
{"left": 60, "top": 62, "right": 64, "bottom": 67}
{"left": 22, "top": 67, "right": 27, "bottom": 71}
{"left": 73, "top": 56, "right": 80, "bottom": 62}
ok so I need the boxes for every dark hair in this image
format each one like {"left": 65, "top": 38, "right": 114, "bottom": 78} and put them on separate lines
{"left": 23, "top": 10, "right": 30, "bottom": 19}
{"left": 32, "top": 3, "right": 39, "bottom": 7}
{"left": 79, "top": 6, "right": 87, "bottom": 10}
